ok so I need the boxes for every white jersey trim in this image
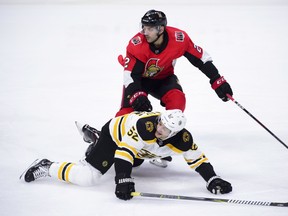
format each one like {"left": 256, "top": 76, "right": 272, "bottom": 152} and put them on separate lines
{"left": 123, "top": 70, "right": 133, "bottom": 88}
{"left": 201, "top": 50, "right": 213, "bottom": 64}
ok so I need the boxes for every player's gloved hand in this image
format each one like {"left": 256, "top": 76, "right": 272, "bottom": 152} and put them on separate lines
{"left": 207, "top": 176, "right": 232, "bottom": 194}
{"left": 115, "top": 173, "right": 135, "bottom": 200}
{"left": 210, "top": 75, "right": 233, "bottom": 102}
{"left": 129, "top": 91, "right": 152, "bottom": 111}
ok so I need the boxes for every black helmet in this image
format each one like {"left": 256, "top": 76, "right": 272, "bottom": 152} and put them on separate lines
{"left": 141, "top": 9, "right": 167, "bottom": 27}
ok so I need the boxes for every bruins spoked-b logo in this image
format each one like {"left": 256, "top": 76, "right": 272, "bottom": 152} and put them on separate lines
{"left": 145, "top": 121, "right": 154, "bottom": 132}
{"left": 182, "top": 131, "right": 190, "bottom": 142}
{"left": 102, "top": 160, "right": 108, "bottom": 167}
{"left": 143, "top": 58, "right": 163, "bottom": 77}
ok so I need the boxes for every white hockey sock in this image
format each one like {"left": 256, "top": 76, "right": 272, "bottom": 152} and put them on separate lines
{"left": 49, "top": 161, "right": 102, "bottom": 186}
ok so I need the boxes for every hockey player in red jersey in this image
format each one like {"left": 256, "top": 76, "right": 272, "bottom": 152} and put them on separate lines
{"left": 20, "top": 110, "right": 232, "bottom": 201}
{"left": 116, "top": 9, "right": 233, "bottom": 167}
{"left": 116, "top": 9, "right": 233, "bottom": 116}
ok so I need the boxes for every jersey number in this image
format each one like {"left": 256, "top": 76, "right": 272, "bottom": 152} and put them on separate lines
{"left": 194, "top": 44, "right": 202, "bottom": 53}
{"left": 127, "top": 126, "right": 139, "bottom": 141}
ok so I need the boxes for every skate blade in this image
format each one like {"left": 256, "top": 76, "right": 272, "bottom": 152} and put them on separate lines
{"left": 19, "top": 159, "right": 40, "bottom": 180}
{"left": 75, "top": 121, "right": 85, "bottom": 137}
{"left": 149, "top": 159, "right": 168, "bottom": 168}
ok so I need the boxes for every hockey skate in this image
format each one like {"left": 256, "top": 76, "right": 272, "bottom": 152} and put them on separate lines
{"left": 149, "top": 156, "right": 172, "bottom": 168}
{"left": 75, "top": 121, "right": 101, "bottom": 156}
{"left": 20, "top": 159, "right": 52, "bottom": 182}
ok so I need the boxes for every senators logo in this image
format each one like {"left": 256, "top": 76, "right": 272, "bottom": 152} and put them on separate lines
{"left": 143, "top": 58, "right": 163, "bottom": 77}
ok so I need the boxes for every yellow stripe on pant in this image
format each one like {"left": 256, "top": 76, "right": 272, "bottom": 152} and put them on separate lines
{"left": 57, "top": 162, "right": 75, "bottom": 182}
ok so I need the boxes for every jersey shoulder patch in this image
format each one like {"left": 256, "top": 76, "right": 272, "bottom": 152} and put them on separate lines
{"left": 136, "top": 116, "right": 157, "bottom": 141}
{"left": 127, "top": 33, "right": 148, "bottom": 62}
{"left": 166, "top": 26, "right": 188, "bottom": 43}
{"left": 175, "top": 31, "right": 185, "bottom": 42}
{"left": 163, "top": 129, "right": 193, "bottom": 151}
{"left": 130, "top": 35, "right": 142, "bottom": 46}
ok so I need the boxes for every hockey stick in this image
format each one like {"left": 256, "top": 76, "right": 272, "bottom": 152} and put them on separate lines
{"left": 226, "top": 94, "right": 288, "bottom": 149}
{"left": 131, "top": 192, "right": 288, "bottom": 207}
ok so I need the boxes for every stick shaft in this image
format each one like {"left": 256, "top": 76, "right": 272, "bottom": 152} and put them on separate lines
{"left": 131, "top": 192, "right": 287, "bottom": 207}
{"left": 226, "top": 94, "right": 287, "bottom": 149}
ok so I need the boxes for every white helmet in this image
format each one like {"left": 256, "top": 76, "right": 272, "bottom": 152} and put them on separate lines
{"left": 160, "top": 109, "right": 187, "bottom": 139}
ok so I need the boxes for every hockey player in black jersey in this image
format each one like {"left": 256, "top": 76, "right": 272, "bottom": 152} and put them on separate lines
{"left": 20, "top": 109, "right": 232, "bottom": 200}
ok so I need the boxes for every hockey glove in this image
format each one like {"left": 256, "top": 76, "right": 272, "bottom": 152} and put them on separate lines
{"left": 210, "top": 75, "right": 233, "bottom": 102}
{"left": 129, "top": 91, "right": 152, "bottom": 111}
{"left": 207, "top": 176, "right": 232, "bottom": 194}
{"left": 115, "top": 173, "right": 135, "bottom": 200}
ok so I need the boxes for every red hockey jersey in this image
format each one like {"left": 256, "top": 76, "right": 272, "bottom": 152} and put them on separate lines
{"left": 124, "top": 26, "right": 208, "bottom": 80}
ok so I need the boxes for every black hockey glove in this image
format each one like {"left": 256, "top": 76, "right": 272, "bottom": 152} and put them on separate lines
{"left": 115, "top": 173, "right": 135, "bottom": 200}
{"left": 207, "top": 176, "right": 232, "bottom": 194}
{"left": 129, "top": 91, "right": 152, "bottom": 111}
{"left": 210, "top": 75, "right": 233, "bottom": 102}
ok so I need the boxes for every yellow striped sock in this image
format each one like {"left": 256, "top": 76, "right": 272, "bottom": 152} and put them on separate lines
{"left": 57, "top": 162, "right": 75, "bottom": 182}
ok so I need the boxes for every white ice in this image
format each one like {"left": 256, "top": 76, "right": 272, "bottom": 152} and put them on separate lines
{"left": 0, "top": 0, "right": 287, "bottom": 216}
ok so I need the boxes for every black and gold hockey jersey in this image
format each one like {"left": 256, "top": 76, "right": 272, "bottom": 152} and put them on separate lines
{"left": 110, "top": 111, "right": 208, "bottom": 170}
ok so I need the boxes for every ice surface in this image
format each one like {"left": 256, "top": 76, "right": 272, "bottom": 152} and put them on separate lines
{"left": 0, "top": 1, "right": 287, "bottom": 216}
